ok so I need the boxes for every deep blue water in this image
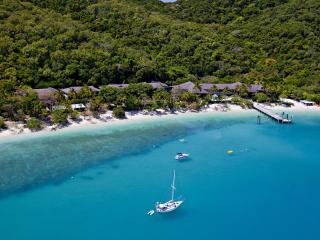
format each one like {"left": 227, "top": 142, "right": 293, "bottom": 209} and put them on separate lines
{"left": 0, "top": 111, "right": 320, "bottom": 240}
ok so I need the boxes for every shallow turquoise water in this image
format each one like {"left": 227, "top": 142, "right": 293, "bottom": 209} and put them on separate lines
{"left": 0, "top": 111, "right": 320, "bottom": 239}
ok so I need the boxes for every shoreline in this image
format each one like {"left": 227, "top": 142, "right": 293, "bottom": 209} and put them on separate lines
{"left": 0, "top": 104, "right": 246, "bottom": 140}
{"left": 0, "top": 101, "right": 319, "bottom": 141}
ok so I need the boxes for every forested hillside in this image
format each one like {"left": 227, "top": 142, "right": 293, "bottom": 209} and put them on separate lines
{"left": 0, "top": 0, "right": 319, "bottom": 100}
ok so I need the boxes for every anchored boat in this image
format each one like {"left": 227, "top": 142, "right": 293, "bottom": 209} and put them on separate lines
{"left": 175, "top": 152, "right": 190, "bottom": 160}
{"left": 155, "top": 170, "right": 183, "bottom": 213}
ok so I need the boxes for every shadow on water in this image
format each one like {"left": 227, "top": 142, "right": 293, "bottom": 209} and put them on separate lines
{"left": 176, "top": 157, "right": 193, "bottom": 163}
{"left": 158, "top": 208, "right": 188, "bottom": 221}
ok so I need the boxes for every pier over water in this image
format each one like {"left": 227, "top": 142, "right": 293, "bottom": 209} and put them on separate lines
{"left": 253, "top": 103, "right": 292, "bottom": 124}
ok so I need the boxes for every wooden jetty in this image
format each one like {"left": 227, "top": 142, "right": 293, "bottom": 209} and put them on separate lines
{"left": 253, "top": 103, "right": 292, "bottom": 123}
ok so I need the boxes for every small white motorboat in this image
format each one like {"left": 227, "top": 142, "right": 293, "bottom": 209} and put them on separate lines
{"left": 175, "top": 152, "right": 189, "bottom": 160}
{"left": 155, "top": 170, "right": 184, "bottom": 213}
{"left": 147, "top": 210, "right": 155, "bottom": 216}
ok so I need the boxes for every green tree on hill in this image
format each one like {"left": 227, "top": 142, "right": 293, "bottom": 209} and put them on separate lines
{"left": 0, "top": 0, "right": 319, "bottom": 121}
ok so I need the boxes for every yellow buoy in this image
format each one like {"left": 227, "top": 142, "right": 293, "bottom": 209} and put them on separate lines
{"left": 227, "top": 150, "right": 234, "bottom": 155}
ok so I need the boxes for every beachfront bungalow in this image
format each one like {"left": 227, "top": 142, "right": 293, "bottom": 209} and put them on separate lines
{"left": 71, "top": 103, "right": 86, "bottom": 110}
{"left": 248, "top": 84, "right": 264, "bottom": 94}
{"left": 171, "top": 81, "right": 194, "bottom": 96}
{"left": 212, "top": 94, "right": 219, "bottom": 101}
{"left": 214, "top": 82, "right": 242, "bottom": 91}
{"left": 300, "top": 100, "right": 315, "bottom": 106}
{"left": 203, "top": 82, "right": 263, "bottom": 94}
{"left": 34, "top": 87, "right": 58, "bottom": 109}
{"left": 107, "top": 82, "right": 169, "bottom": 91}
{"left": 51, "top": 104, "right": 85, "bottom": 111}
{"left": 278, "top": 98, "right": 294, "bottom": 107}
{"left": 52, "top": 105, "right": 66, "bottom": 110}
{"left": 107, "top": 84, "right": 129, "bottom": 89}
{"left": 172, "top": 81, "right": 246, "bottom": 96}
{"left": 199, "top": 83, "right": 214, "bottom": 93}
{"left": 172, "top": 81, "right": 211, "bottom": 95}
{"left": 147, "top": 82, "right": 170, "bottom": 90}
{"left": 155, "top": 108, "right": 166, "bottom": 115}
{"left": 60, "top": 86, "right": 100, "bottom": 95}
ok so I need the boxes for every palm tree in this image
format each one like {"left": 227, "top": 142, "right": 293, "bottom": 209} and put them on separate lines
{"left": 78, "top": 85, "right": 93, "bottom": 101}
{"left": 54, "top": 90, "right": 66, "bottom": 104}
{"left": 194, "top": 81, "right": 202, "bottom": 93}
{"left": 235, "top": 84, "right": 248, "bottom": 98}
{"left": 210, "top": 85, "right": 219, "bottom": 94}
{"left": 68, "top": 88, "right": 78, "bottom": 103}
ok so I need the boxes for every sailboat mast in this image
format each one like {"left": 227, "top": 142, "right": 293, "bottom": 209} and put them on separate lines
{"left": 171, "top": 170, "right": 176, "bottom": 200}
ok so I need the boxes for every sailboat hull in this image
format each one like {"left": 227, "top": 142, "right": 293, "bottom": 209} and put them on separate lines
{"left": 156, "top": 200, "right": 183, "bottom": 213}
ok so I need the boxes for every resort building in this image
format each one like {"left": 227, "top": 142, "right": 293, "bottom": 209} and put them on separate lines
{"left": 26, "top": 81, "right": 266, "bottom": 112}
{"left": 147, "top": 81, "right": 170, "bottom": 90}
{"left": 107, "top": 84, "right": 129, "bottom": 89}
{"left": 248, "top": 84, "right": 264, "bottom": 94}
{"left": 171, "top": 81, "right": 194, "bottom": 95}
{"left": 34, "top": 87, "right": 58, "bottom": 108}
{"left": 52, "top": 105, "right": 66, "bottom": 110}
{"left": 171, "top": 81, "right": 262, "bottom": 96}
{"left": 199, "top": 83, "right": 214, "bottom": 94}
{"left": 60, "top": 86, "right": 100, "bottom": 95}
{"left": 107, "top": 82, "right": 169, "bottom": 91}
{"left": 300, "top": 100, "right": 315, "bottom": 106}
{"left": 71, "top": 104, "right": 86, "bottom": 110}
{"left": 214, "top": 82, "right": 242, "bottom": 91}
{"left": 171, "top": 81, "right": 210, "bottom": 95}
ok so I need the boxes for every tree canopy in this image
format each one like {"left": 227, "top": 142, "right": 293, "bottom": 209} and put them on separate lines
{"left": 0, "top": 0, "right": 319, "bottom": 101}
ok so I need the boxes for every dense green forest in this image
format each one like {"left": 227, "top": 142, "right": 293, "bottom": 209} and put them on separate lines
{"left": 0, "top": 0, "right": 319, "bottom": 125}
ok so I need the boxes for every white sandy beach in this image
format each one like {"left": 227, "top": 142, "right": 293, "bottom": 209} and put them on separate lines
{"left": 0, "top": 101, "right": 318, "bottom": 139}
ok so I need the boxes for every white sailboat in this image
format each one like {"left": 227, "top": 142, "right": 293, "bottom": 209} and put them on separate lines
{"left": 155, "top": 170, "right": 183, "bottom": 213}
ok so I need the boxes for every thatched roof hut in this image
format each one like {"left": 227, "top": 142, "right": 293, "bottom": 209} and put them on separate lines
{"left": 60, "top": 86, "right": 99, "bottom": 95}
{"left": 147, "top": 82, "right": 170, "bottom": 90}
{"left": 34, "top": 87, "right": 58, "bottom": 105}
{"left": 248, "top": 84, "right": 263, "bottom": 93}
{"left": 107, "top": 84, "right": 129, "bottom": 89}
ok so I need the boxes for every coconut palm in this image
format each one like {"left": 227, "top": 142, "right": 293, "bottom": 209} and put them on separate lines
{"left": 54, "top": 90, "right": 66, "bottom": 104}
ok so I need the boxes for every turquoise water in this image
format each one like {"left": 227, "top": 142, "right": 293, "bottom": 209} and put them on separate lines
{"left": 0, "top": 111, "right": 320, "bottom": 239}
